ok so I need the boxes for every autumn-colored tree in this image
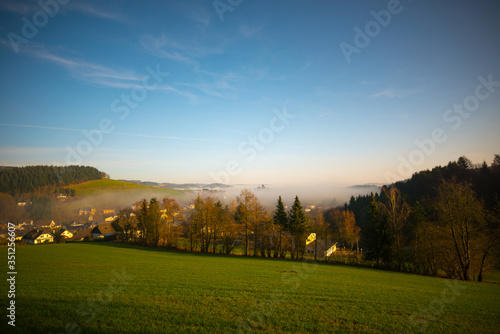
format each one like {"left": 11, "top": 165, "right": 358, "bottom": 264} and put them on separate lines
{"left": 435, "top": 180, "right": 487, "bottom": 280}
{"left": 161, "top": 198, "right": 183, "bottom": 248}
{"left": 114, "top": 208, "right": 138, "bottom": 243}
{"left": 190, "top": 194, "right": 217, "bottom": 253}
{"left": 220, "top": 220, "right": 241, "bottom": 255}
{"left": 310, "top": 210, "right": 330, "bottom": 261}
{"left": 338, "top": 210, "right": 361, "bottom": 251}
{"left": 234, "top": 189, "right": 266, "bottom": 256}
{"left": 324, "top": 209, "right": 360, "bottom": 251}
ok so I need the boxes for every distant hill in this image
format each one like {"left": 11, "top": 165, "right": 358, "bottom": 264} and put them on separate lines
{"left": 348, "top": 184, "right": 383, "bottom": 189}
{"left": 122, "top": 180, "right": 231, "bottom": 190}
{"left": 69, "top": 179, "right": 185, "bottom": 197}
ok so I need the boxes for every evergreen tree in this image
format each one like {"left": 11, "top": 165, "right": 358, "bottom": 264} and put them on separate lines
{"left": 273, "top": 196, "right": 288, "bottom": 258}
{"left": 377, "top": 214, "right": 393, "bottom": 266}
{"left": 137, "top": 199, "right": 149, "bottom": 246}
{"left": 364, "top": 193, "right": 382, "bottom": 266}
{"left": 364, "top": 193, "right": 393, "bottom": 268}
{"left": 147, "top": 198, "right": 162, "bottom": 247}
{"left": 289, "top": 196, "right": 307, "bottom": 259}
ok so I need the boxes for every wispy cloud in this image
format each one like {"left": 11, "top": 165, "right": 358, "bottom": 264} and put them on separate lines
{"left": 155, "top": 84, "right": 200, "bottom": 105}
{"left": 178, "top": 82, "right": 224, "bottom": 99}
{"left": 1, "top": 41, "right": 201, "bottom": 102}
{"left": 139, "top": 33, "right": 223, "bottom": 66}
{"left": 0, "top": 1, "right": 127, "bottom": 23}
{"left": 186, "top": 6, "right": 211, "bottom": 34}
{"left": 370, "top": 88, "right": 421, "bottom": 99}
{"left": 68, "top": 3, "right": 128, "bottom": 23}
{"left": 23, "top": 43, "right": 141, "bottom": 88}
{"left": 139, "top": 34, "right": 195, "bottom": 65}
{"left": 0, "top": 123, "right": 236, "bottom": 143}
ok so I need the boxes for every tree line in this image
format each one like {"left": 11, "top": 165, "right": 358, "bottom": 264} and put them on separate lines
{"left": 0, "top": 165, "right": 104, "bottom": 195}
{"left": 113, "top": 191, "right": 318, "bottom": 260}
{"left": 349, "top": 155, "right": 500, "bottom": 281}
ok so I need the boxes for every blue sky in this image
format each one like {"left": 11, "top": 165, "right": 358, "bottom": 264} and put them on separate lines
{"left": 0, "top": 0, "right": 499, "bottom": 185}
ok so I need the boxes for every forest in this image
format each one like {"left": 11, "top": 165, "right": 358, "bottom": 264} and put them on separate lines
{"left": 0, "top": 165, "right": 104, "bottom": 195}
{"left": 347, "top": 155, "right": 500, "bottom": 281}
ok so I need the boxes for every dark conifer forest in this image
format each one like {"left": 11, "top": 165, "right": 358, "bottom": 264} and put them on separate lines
{"left": 0, "top": 165, "right": 103, "bottom": 195}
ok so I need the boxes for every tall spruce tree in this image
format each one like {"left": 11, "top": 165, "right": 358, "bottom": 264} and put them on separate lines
{"left": 364, "top": 193, "right": 393, "bottom": 268}
{"left": 273, "top": 196, "right": 288, "bottom": 258}
{"left": 365, "top": 193, "right": 382, "bottom": 266}
{"left": 147, "top": 197, "right": 162, "bottom": 247}
{"left": 377, "top": 214, "right": 393, "bottom": 267}
{"left": 289, "top": 196, "right": 307, "bottom": 259}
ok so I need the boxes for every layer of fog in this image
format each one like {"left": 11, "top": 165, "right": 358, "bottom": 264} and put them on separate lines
{"left": 211, "top": 184, "right": 381, "bottom": 209}
{"left": 69, "top": 184, "right": 381, "bottom": 213}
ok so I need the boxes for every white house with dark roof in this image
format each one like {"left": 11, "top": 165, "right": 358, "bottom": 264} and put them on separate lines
{"left": 22, "top": 229, "right": 54, "bottom": 244}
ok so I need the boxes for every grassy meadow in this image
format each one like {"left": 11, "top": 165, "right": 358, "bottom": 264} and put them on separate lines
{"left": 52, "top": 179, "right": 187, "bottom": 217}
{"left": 2, "top": 243, "right": 499, "bottom": 333}
{"left": 69, "top": 178, "right": 184, "bottom": 198}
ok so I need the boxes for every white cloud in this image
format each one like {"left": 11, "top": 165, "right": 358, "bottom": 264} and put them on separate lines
{"left": 139, "top": 33, "right": 223, "bottom": 66}
{"left": 14, "top": 43, "right": 141, "bottom": 88}
{"left": 370, "top": 88, "right": 421, "bottom": 99}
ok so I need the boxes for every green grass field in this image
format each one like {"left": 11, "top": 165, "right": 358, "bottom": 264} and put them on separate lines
{"left": 69, "top": 178, "right": 184, "bottom": 197}
{"left": 2, "top": 243, "right": 499, "bottom": 333}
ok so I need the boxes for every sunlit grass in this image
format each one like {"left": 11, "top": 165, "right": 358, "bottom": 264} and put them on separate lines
{"left": 69, "top": 178, "right": 184, "bottom": 197}
{"left": 1, "top": 243, "right": 499, "bottom": 333}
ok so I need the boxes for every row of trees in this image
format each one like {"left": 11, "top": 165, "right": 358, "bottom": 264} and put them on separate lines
{"left": 187, "top": 190, "right": 310, "bottom": 259}
{"left": 0, "top": 165, "right": 104, "bottom": 195}
{"left": 113, "top": 190, "right": 351, "bottom": 261}
{"left": 0, "top": 193, "right": 53, "bottom": 222}
{"left": 113, "top": 198, "right": 184, "bottom": 248}
{"left": 351, "top": 155, "right": 500, "bottom": 281}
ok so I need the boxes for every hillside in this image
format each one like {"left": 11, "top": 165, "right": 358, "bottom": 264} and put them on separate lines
{"left": 69, "top": 178, "right": 185, "bottom": 197}
{"left": 123, "top": 180, "right": 231, "bottom": 190}
{"left": 3, "top": 243, "right": 499, "bottom": 333}
{"left": 50, "top": 179, "right": 188, "bottom": 217}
